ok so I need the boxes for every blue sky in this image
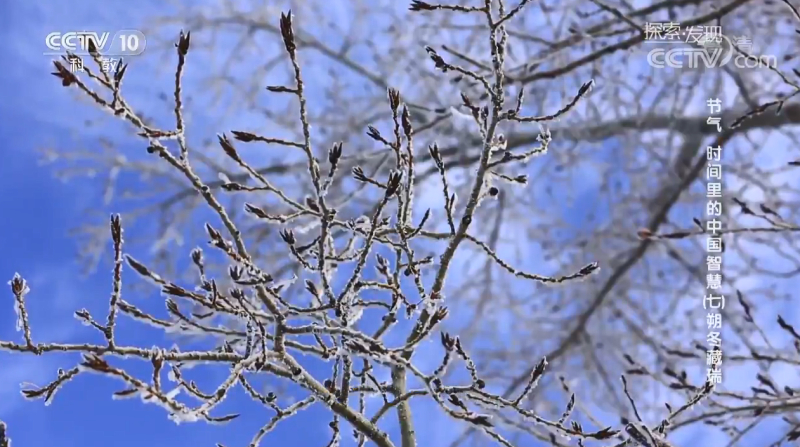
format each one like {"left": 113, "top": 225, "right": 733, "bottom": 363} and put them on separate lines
{"left": 0, "top": 2, "right": 459, "bottom": 446}
{"left": 0, "top": 2, "right": 332, "bottom": 447}
{"left": 2, "top": 1, "right": 800, "bottom": 447}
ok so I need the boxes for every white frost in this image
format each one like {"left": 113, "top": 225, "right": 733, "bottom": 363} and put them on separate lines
{"left": 168, "top": 410, "right": 200, "bottom": 425}
{"left": 165, "top": 386, "right": 181, "bottom": 399}
{"left": 13, "top": 300, "right": 22, "bottom": 332}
